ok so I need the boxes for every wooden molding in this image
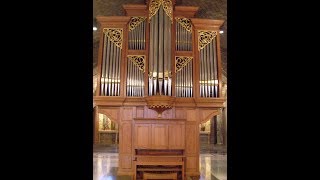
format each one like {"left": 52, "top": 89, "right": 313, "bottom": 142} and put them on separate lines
{"left": 94, "top": 96, "right": 126, "bottom": 106}
{"left": 96, "top": 16, "right": 131, "bottom": 27}
{"left": 191, "top": 18, "right": 224, "bottom": 30}
{"left": 174, "top": 6, "right": 199, "bottom": 18}
{"left": 123, "top": 4, "right": 148, "bottom": 16}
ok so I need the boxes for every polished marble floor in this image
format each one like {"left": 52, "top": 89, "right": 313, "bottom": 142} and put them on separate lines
{"left": 93, "top": 144, "right": 227, "bottom": 180}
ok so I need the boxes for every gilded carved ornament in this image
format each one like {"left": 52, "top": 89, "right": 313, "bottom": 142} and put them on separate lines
{"left": 127, "top": 55, "right": 145, "bottom": 72}
{"left": 129, "top": 17, "right": 147, "bottom": 31}
{"left": 198, "top": 30, "right": 217, "bottom": 50}
{"left": 149, "top": 0, "right": 173, "bottom": 22}
{"left": 103, "top": 28, "right": 123, "bottom": 49}
{"left": 175, "top": 56, "right": 193, "bottom": 72}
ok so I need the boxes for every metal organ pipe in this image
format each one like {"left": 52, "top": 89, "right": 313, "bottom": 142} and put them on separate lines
{"left": 148, "top": 6, "right": 172, "bottom": 96}
{"left": 101, "top": 34, "right": 107, "bottom": 95}
{"left": 213, "top": 37, "right": 218, "bottom": 97}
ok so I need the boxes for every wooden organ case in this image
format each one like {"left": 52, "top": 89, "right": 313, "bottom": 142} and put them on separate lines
{"left": 94, "top": 0, "right": 225, "bottom": 179}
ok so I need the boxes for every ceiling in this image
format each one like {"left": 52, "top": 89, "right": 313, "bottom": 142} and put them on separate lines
{"left": 93, "top": 0, "right": 227, "bottom": 77}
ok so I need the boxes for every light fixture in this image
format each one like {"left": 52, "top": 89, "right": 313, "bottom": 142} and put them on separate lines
{"left": 219, "top": 30, "right": 224, "bottom": 34}
{"left": 93, "top": 26, "right": 97, "bottom": 31}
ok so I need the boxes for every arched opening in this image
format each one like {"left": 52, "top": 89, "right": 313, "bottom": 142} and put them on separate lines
{"left": 97, "top": 113, "right": 119, "bottom": 145}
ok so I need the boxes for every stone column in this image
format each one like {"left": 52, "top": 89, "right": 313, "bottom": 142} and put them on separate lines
{"left": 94, "top": 106, "right": 99, "bottom": 144}
{"left": 210, "top": 116, "right": 217, "bottom": 144}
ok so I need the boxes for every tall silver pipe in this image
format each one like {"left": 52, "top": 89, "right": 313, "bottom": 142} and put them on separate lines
{"left": 178, "top": 23, "right": 180, "bottom": 51}
{"left": 164, "top": 13, "right": 168, "bottom": 96}
{"left": 176, "top": 70, "right": 179, "bottom": 97}
{"left": 184, "top": 29, "right": 186, "bottom": 51}
{"left": 142, "top": 70, "right": 144, "bottom": 96}
{"left": 112, "top": 45, "right": 117, "bottom": 96}
{"left": 114, "top": 46, "right": 118, "bottom": 96}
{"left": 142, "top": 21, "right": 145, "bottom": 49}
{"left": 138, "top": 23, "right": 141, "bottom": 50}
{"left": 213, "top": 37, "right": 217, "bottom": 97}
{"left": 127, "top": 59, "right": 131, "bottom": 96}
{"left": 126, "top": 58, "right": 129, "bottom": 96}
{"left": 189, "top": 62, "right": 192, "bottom": 97}
{"left": 131, "top": 61, "right": 134, "bottom": 96}
{"left": 206, "top": 44, "right": 210, "bottom": 97}
{"left": 149, "top": 16, "right": 154, "bottom": 95}
{"left": 186, "top": 29, "right": 188, "bottom": 51}
{"left": 176, "top": 22, "right": 178, "bottom": 50}
{"left": 158, "top": 8, "right": 164, "bottom": 95}
{"left": 209, "top": 41, "right": 214, "bottom": 97}
{"left": 133, "top": 61, "right": 135, "bottom": 96}
{"left": 188, "top": 63, "right": 191, "bottom": 97}
{"left": 117, "top": 48, "right": 120, "bottom": 96}
{"left": 138, "top": 68, "right": 141, "bottom": 96}
{"left": 206, "top": 44, "right": 211, "bottom": 97}
{"left": 101, "top": 34, "right": 107, "bottom": 95}
{"left": 206, "top": 44, "right": 212, "bottom": 97}
{"left": 137, "top": 24, "right": 140, "bottom": 50}
{"left": 203, "top": 47, "right": 206, "bottom": 97}
{"left": 183, "top": 65, "right": 185, "bottom": 97}
{"left": 153, "top": 13, "right": 158, "bottom": 95}
{"left": 107, "top": 43, "right": 113, "bottom": 96}
{"left": 168, "top": 17, "right": 172, "bottom": 96}
{"left": 129, "top": 29, "right": 132, "bottom": 49}
{"left": 200, "top": 49, "right": 204, "bottom": 97}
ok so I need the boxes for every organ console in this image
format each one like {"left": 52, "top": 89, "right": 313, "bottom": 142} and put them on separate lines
{"left": 93, "top": 0, "right": 226, "bottom": 179}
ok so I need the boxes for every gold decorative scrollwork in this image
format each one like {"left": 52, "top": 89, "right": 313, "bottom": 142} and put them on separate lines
{"left": 128, "top": 55, "right": 145, "bottom": 72}
{"left": 148, "top": 0, "right": 173, "bottom": 22}
{"left": 103, "top": 28, "right": 123, "bottom": 49}
{"left": 162, "top": 0, "right": 173, "bottom": 22}
{"left": 149, "top": 0, "right": 162, "bottom": 20}
{"left": 175, "top": 56, "right": 193, "bottom": 72}
{"left": 129, "top": 17, "right": 146, "bottom": 31}
{"left": 176, "top": 18, "right": 192, "bottom": 33}
{"left": 198, "top": 30, "right": 217, "bottom": 50}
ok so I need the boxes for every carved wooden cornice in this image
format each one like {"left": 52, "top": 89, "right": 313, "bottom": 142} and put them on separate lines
{"left": 94, "top": 96, "right": 226, "bottom": 108}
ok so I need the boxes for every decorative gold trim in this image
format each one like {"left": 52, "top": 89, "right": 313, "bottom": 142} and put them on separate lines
{"left": 175, "top": 56, "right": 193, "bottom": 72}
{"left": 198, "top": 30, "right": 217, "bottom": 50}
{"left": 162, "top": 0, "right": 173, "bottom": 22}
{"left": 103, "top": 28, "right": 123, "bottom": 49}
{"left": 128, "top": 55, "right": 145, "bottom": 72}
{"left": 148, "top": 0, "right": 173, "bottom": 22}
{"left": 176, "top": 17, "right": 192, "bottom": 33}
{"left": 149, "top": 0, "right": 162, "bottom": 20}
{"left": 129, "top": 17, "right": 147, "bottom": 31}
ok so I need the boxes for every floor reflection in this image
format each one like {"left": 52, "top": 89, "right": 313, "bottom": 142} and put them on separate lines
{"left": 199, "top": 153, "right": 227, "bottom": 180}
{"left": 93, "top": 145, "right": 227, "bottom": 180}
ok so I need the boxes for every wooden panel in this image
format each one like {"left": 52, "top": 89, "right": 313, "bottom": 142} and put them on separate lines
{"left": 145, "top": 108, "right": 158, "bottom": 118}
{"left": 143, "top": 172, "right": 177, "bottom": 179}
{"left": 175, "top": 108, "right": 186, "bottom": 119}
{"left": 120, "top": 155, "right": 132, "bottom": 169}
{"left": 135, "top": 124, "right": 151, "bottom": 149}
{"left": 186, "top": 156, "right": 197, "bottom": 171}
{"left": 186, "top": 109, "right": 197, "bottom": 121}
{"left": 121, "top": 123, "right": 132, "bottom": 153}
{"left": 94, "top": 106, "right": 99, "bottom": 144}
{"left": 121, "top": 107, "right": 133, "bottom": 121}
{"left": 161, "top": 109, "right": 174, "bottom": 119}
{"left": 137, "top": 157, "right": 182, "bottom": 162}
{"left": 185, "top": 124, "right": 197, "bottom": 154}
{"left": 136, "top": 107, "right": 144, "bottom": 118}
{"left": 168, "top": 124, "right": 185, "bottom": 149}
{"left": 152, "top": 125, "right": 168, "bottom": 149}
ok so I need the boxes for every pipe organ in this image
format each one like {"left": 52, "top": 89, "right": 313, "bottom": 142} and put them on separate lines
{"left": 94, "top": 0, "right": 226, "bottom": 179}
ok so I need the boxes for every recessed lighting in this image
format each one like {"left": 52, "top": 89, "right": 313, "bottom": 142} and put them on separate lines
{"left": 219, "top": 30, "right": 224, "bottom": 34}
{"left": 93, "top": 27, "right": 97, "bottom": 31}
